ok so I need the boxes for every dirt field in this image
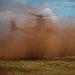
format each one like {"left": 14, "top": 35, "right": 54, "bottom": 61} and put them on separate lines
{"left": 0, "top": 57, "right": 75, "bottom": 75}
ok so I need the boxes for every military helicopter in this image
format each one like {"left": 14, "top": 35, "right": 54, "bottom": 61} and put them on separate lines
{"left": 9, "top": 13, "right": 57, "bottom": 60}
{"left": 11, "top": 13, "right": 55, "bottom": 33}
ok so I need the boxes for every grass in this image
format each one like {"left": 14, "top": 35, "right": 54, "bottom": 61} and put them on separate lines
{"left": 0, "top": 60, "right": 75, "bottom": 75}
{"left": 8, "top": 71, "right": 25, "bottom": 75}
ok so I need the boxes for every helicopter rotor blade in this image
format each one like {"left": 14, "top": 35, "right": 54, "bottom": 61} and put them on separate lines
{"left": 27, "top": 18, "right": 50, "bottom": 20}
{"left": 29, "top": 13, "right": 48, "bottom": 17}
{"left": 29, "top": 13, "right": 56, "bottom": 17}
{"left": 29, "top": 13, "right": 38, "bottom": 17}
{"left": 42, "top": 14, "right": 58, "bottom": 17}
{"left": 28, "top": 19, "right": 37, "bottom": 20}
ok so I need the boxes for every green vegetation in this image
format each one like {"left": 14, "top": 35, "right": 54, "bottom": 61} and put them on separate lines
{"left": 0, "top": 60, "right": 75, "bottom": 75}
{"left": 8, "top": 71, "right": 24, "bottom": 75}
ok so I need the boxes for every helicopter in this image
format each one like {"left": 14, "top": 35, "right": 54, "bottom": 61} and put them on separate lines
{"left": 0, "top": 13, "right": 58, "bottom": 60}
{"left": 11, "top": 13, "right": 55, "bottom": 33}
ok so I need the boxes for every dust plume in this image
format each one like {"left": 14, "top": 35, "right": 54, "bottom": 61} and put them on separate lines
{"left": 0, "top": 6, "right": 75, "bottom": 60}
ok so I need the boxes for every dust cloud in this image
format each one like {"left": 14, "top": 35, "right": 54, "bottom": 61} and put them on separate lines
{"left": 0, "top": 7, "right": 75, "bottom": 60}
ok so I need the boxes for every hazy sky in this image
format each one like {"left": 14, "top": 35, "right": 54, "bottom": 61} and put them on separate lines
{"left": 0, "top": 0, "right": 75, "bottom": 39}
{"left": 0, "top": 0, "right": 75, "bottom": 17}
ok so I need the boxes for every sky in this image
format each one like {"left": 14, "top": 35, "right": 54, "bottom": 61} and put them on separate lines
{"left": 0, "top": 0, "right": 75, "bottom": 17}
{"left": 0, "top": 0, "right": 75, "bottom": 39}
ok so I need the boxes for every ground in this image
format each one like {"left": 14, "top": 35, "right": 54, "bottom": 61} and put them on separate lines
{"left": 0, "top": 57, "right": 75, "bottom": 75}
